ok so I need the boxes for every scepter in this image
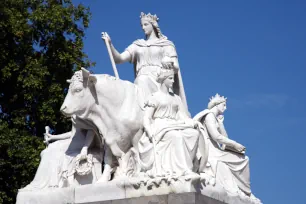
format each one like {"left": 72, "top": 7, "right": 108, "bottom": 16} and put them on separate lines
{"left": 43, "top": 126, "right": 50, "bottom": 147}
{"left": 102, "top": 32, "right": 120, "bottom": 79}
{"left": 151, "top": 136, "right": 158, "bottom": 177}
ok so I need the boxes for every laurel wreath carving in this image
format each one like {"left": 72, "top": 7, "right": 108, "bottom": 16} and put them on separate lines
{"left": 75, "top": 154, "right": 93, "bottom": 176}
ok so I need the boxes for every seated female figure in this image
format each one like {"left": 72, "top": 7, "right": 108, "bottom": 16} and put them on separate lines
{"left": 138, "top": 64, "right": 206, "bottom": 178}
{"left": 194, "top": 94, "right": 252, "bottom": 196}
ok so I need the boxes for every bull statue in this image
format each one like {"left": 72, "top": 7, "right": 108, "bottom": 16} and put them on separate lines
{"left": 60, "top": 68, "right": 145, "bottom": 182}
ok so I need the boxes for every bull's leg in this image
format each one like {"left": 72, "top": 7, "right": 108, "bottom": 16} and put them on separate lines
{"left": 109, "top": 143, "right": 130, "bottom": 178}
{"left": 112, "top": 129, "right": 143, "bottom": 178}
{"left": 116, "top": 152, "right": 129, "bottom": 178}
{"left": 102, "top": 143, "right": 132, "bottom": 179}
{"left": 108, "top": 143, "right": 124, "bottom": 157}
{"left": 132, "top": 128, "right": 144, "bottom": 152}
{"left": 98, "top": 145, "right": 115, "bottom": 183}
{"left": 68, "top": 175, "right": 75, "bottom": 186}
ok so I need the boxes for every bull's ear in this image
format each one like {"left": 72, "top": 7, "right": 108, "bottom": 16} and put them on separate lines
{"left": 66, "top": 79, "right": 72, "bottom": 83}
{"left": 88, "top": 75, "right": 97, "bottom": 86}
{"left": 81, "top": 67, "right": 90, "bottom": 79}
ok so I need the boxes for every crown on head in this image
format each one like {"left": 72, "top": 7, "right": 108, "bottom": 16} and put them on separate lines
{"left": 208, "top": 93, "right": 227, "bottom": 109}
{"left": 140, "top": 12, "right": 159, "bottom": 23}
{"left": 157, "top": 69, "right": 177, "bottom": 83}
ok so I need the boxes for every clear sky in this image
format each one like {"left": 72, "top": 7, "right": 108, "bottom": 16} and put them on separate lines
{"left": 72, "top": 0, "right": 306, "bottom": 203}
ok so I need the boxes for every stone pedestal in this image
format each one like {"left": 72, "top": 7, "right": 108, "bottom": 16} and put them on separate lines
{"left": 16, "top": 187, "right": 74, "bottom": 204}
{"left": 16, "top": 177, "right": 260, "bottom": 204}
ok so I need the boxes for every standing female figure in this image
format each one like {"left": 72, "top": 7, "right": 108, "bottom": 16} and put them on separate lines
{"left": 102, "top": 12, "right": 187, "bottom": 110}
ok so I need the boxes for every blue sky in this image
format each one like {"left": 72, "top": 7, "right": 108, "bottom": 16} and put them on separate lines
{"left": 73, "top": 0, "right": 306, "bottom": 203}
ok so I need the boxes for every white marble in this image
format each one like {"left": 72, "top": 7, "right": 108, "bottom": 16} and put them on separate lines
{"left": 16, "top": 12, "right": 261, "bottom": 204}
{"left": 101, "top": 12, "right": 188, "bottom": 112}
{"left": 16, "top": 187, "right": 74, "bottom": 204}
{"left": 17, "top": 177, "right": 260, "bottom": 204}
{"left": 75, "top": 180, "right": 126, "bottom": 203}
{"left": 137, "top": 65, "right": 207, "bottom": 179}
{"left": 60, "top": 68, "right": 144, "bottom": 181}
{"left": 20, "top": 117, "right": 103, "bottom": 191}
{"left": 193, "top": 94, "right": 259, "bottom": 202}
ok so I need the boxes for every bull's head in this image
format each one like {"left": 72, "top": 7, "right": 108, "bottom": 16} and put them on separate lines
{"left": 60, "top": 68, "right": 97, "bottom": 117}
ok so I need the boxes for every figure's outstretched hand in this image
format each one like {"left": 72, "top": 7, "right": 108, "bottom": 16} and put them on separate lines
{"left": 101, "top": 32, "right": 112, "bottom": 44}
{"left": 44, "top": 132, "right": 53, "bottom": 143}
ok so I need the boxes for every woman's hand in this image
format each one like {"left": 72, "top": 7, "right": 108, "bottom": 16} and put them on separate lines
{"left": 193, "top": 121, "right": 200, "bottom": 128}
{"left": 80, "top": 147, "right": 88, "bottom": 160}
{"left": 233, "top": 142, "right": 246, "bottom": 153}
{"left": 101, "top": 32, "right": 112, "bottom": 44}
{"left": 161, "top": 56, "right": 174, "bottom": 69}
{"left": 162, "top": 61, "right": 174, "bottom": 69}
{"left": 217, "top": 115, "right": 224, "bottom": 123}
{"left": 185, "top": 119, "right": 198, "bottom": 128}
{"left": 44, "top": 132, "right": 53, "bottom": 143}
{"left": 145, "top": 127, "right": 154, "bottom": 141}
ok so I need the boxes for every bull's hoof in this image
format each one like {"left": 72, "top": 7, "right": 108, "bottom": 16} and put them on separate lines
{"left": 97, "top": 173, "right": 111, "bottom": 183}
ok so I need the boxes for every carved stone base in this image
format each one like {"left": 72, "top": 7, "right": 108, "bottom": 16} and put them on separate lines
{"left": 16, "top": 177, "right": 261, "bottom": 204}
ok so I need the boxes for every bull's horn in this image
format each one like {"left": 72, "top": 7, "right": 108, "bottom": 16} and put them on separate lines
{"left": 81, "top": 67, "right": 90, "bottom": 79}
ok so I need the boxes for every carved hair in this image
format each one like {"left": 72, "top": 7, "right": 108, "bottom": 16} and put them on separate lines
{"left": 157, "top": 57, "right": 177, "bottom": 83}
{"left": 140, "top": 12, "right": 165, "bottom": 39}
{"left": 70, "top": 71, "right": 83, "bottom": 83}
{"left": 208, "top": 94, "right": 227, "bottom": 109}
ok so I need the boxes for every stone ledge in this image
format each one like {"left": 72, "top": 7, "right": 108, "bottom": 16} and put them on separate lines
{"left": 16, "top": 178, "right": 260, "bottom": 204}
{"left": 16, "top": 187, "right": 74, "bottom": 204}
{"left": 84, "top": 193, "right": 226, "bottom": 204}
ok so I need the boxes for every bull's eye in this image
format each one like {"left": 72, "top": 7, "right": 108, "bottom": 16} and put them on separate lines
{"left": 75, "top": 88, "right": 82, "bottom": 93}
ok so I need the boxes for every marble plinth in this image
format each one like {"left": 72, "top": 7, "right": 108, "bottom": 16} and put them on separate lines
{"left": 16, "top": 177, "right": 260, "bottom": 204}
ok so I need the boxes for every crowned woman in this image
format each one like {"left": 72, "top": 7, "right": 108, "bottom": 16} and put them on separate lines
{"left": 102, "top": 12, "right": 188, "bottom": 111}
{"left": 193, "top": 94, "right": 254, "bottom": 197}
{"left": 136, "top": 58, "right": 206, "bottom": 178}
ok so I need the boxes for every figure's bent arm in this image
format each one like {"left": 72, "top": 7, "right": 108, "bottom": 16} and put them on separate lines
{"left": 178, "top": 106, "right": 193, "bottom": 126}
{"left": 143, "top": 106, "right": 155, "bottom": 137}
{"left": 172, "top": 57, "right": 180, "bottom": 71}
{"left": 217, "top": 120, "right": 228, "bottom": 150}
{"left": 164, "top": 45, "right": 180, "bottom": 71}
{"left": 110, "top": 44, "right": 131, "bottom": 64}
{"left": 79, "top": 129, "right": 95, "bottom": 157}
{"left": 48, "top": 131, "right": 72, "bottom": 141}
{"left": 177, "top": 96, "right": 192, "bottom": 124}
{"left": 219, "top": 122, "right": 228, "bottom": 138}
{"left": 47, "top": 124, "right": 77, "bottom": 142}
{"left": 205, "top": 113, "right": 236, "bottom": 147}
{"left": 83, "top": 130, "right": 95, "bottom": 149}
{"left": 178, "top": 106, "right": 189, "bottom": 121}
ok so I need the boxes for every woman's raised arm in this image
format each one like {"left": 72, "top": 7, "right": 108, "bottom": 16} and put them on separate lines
{"left": 143, "top": 106, "right": 155, "bottom": 139}
{"left": 102, "top": 32, "right": 131, "bottom": 64}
